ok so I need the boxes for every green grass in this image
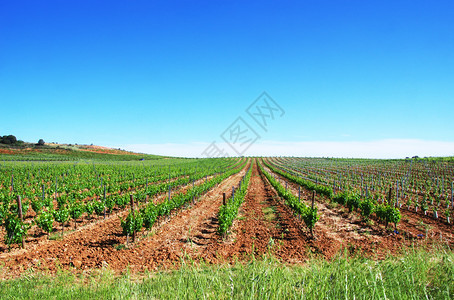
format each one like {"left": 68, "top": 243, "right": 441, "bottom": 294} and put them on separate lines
{"left": 262, "top": 205, "right": 277, "bottom": 222}
{"left": 1, "top": 246, "right": 453, "bottom": 299}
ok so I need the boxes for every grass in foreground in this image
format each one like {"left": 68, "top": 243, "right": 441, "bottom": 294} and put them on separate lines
{"left": 1, "top": 246, "right": 453, "bottom": 299}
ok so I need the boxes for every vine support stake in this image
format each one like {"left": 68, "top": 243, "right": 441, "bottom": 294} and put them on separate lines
{"left": 223, "top": 193, "right": 226, "bottom": 205}
{"left": 311, "top": 190, "right": 315, "bottom": 209}
{"left": 396, "top": 180, "right": 399, "bottom": 207}
{"left": 55, "top": 176, "right": 58, "bottom": 201}
{"left": 103, "top": 185, "right": 107, "bottom": 219}
{"left": 130, "top": 194, "right": 136, "bottom": 243}
{"left": 451, "top": 181, "right": 453, "bottom": 208}
{"left": 387, "top": 187, "right": 392, "bottom": 205}
{"left": 17, "top": 195, "right": 25, "bottom": 248}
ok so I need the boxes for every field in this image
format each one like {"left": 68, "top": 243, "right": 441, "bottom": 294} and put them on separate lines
{"left": 0, "top": 151, "right": 453, "bottom": 298}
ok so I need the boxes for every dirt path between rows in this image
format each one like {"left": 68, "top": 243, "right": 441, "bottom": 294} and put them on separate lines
{"left": 205, "top": 159, "right": 312, "bottom": 263}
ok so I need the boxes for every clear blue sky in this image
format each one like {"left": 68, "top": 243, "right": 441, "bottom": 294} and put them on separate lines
{"left": 1, "top": 1, "right": 453, "bottom": 157}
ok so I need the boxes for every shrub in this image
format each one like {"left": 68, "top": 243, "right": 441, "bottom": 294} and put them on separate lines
{"left": 1, "top": 135, "right": 17, "bottom": 145}
{"left": 359, "top": 198, "right": 375, "bottom": 220}
{"left": 346, "top": 193, "right": 361, "bottom": 212}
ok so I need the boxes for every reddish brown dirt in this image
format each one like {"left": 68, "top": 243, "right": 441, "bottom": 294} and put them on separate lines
{"left": 0, "top": 149, "right": 15, "bottom": 154}
{"left": 204, "top": 161, "right": 312, "bottom": 263}
{"left": 0, "top": 144, "right": 139, "bottom": 156}
{"left": 77, "top": 146, "right": 140, "bottom": 156}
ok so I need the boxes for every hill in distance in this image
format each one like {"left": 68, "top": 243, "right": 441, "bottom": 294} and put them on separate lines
{"left": 0, "top": 136, "right": 162, "bottom": 161}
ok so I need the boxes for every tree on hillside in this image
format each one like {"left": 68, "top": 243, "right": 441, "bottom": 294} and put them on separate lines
{"left": 0, "top": 135, "right": 17, "bottom": 145}
{"left": 37, "top": 139, "right": 45, "bottom": 146}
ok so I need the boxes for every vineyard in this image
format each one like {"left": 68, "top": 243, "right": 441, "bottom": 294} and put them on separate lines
{"left": 0, "top": 154, "right": 453, "bottom": 283}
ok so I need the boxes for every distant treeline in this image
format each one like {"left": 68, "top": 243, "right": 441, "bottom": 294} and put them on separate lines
{"left": 0, "top": 135, "right": 45, "bottom": 146}
{"left": 0, "top": 135, "right": 21, "bottom": 145}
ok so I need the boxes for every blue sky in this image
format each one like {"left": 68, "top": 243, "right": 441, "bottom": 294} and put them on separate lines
{"left": 1, "top": 1, "right": 453, "bottom": 157}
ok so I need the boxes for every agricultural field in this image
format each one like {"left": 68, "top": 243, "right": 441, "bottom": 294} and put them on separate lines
{"left": 0, "top": 150, "right": 453, "bottom": 298}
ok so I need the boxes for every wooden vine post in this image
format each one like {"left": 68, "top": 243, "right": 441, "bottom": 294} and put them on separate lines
{"left": 311, "top": 191, "right": 315, "bottom": 209}
{"left": 145, "top": 178, "right": 149, "bottom": 202}
{"left": 387, "top": 187, "right": 392, "bottom": 205}
{"left": 311, "top": 190, "right": 316, "bottom": 238}
{"left": 451, "top": 181, "right": 453, "bottom": 208}
{"left": 129, "top": 194, "right": 136, "bottom": 243}
{"left": 17, "top": 195, "right": 25, "bottom": 248}
{"left": 55, "top": 176, "right": 58, "bottom": 201}
{"left": 103, "top": 185, "right": 107, "bottom": 219}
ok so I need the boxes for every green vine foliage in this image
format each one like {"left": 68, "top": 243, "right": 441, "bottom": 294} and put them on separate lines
{"left": 36, "top": 210, "right": 54, "bottom": 235}
{"left": 264, "top": 159, "right": 406, "bottom": 231}
{"left": 84, "top": 202, "right": 95, "bottom": 218}
{"left": 4, "top": 213, "right": 29, "bottom": 248}
{"left": 141, "top": 204, "right": 158, "bottom": 231}
{"left": 259, "top": 161, "right": 320, "bottom": 233}
{"left": 302, "top": 207, "right": 320, "bottom": 230}
{"left": 105, "top": 196, "right": 115, "bottom": 214}
{"left": 0, "top": 204, "right": 6, "bottom": 223}
{"left": 218, "top": 163, "right": 253, "bottom": 235}
{"left": 53, "top": 207, "right": 70, "bottom": 224}
{"left": 359, "top": 198, "right": 375, "bottom": 220}
{"left": 346, "top": 193, "right": 361, "bottom": 212}
{"left": 263, "top": 161, "right": 334, "bottom": 199}
{"left": 93, "top": 200, "right": 105, "bottom": 216}
{"left": 31, "top": 198, "right": 43, "bottom": 214}
{"left": 120, "top": 211, "right": 143, "bottom": 236}
{"left": 375, "top": 204, "right": 401, "bottom": 228}
{"left": 69, "top": 201, "right": 84, "bottom": 221}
